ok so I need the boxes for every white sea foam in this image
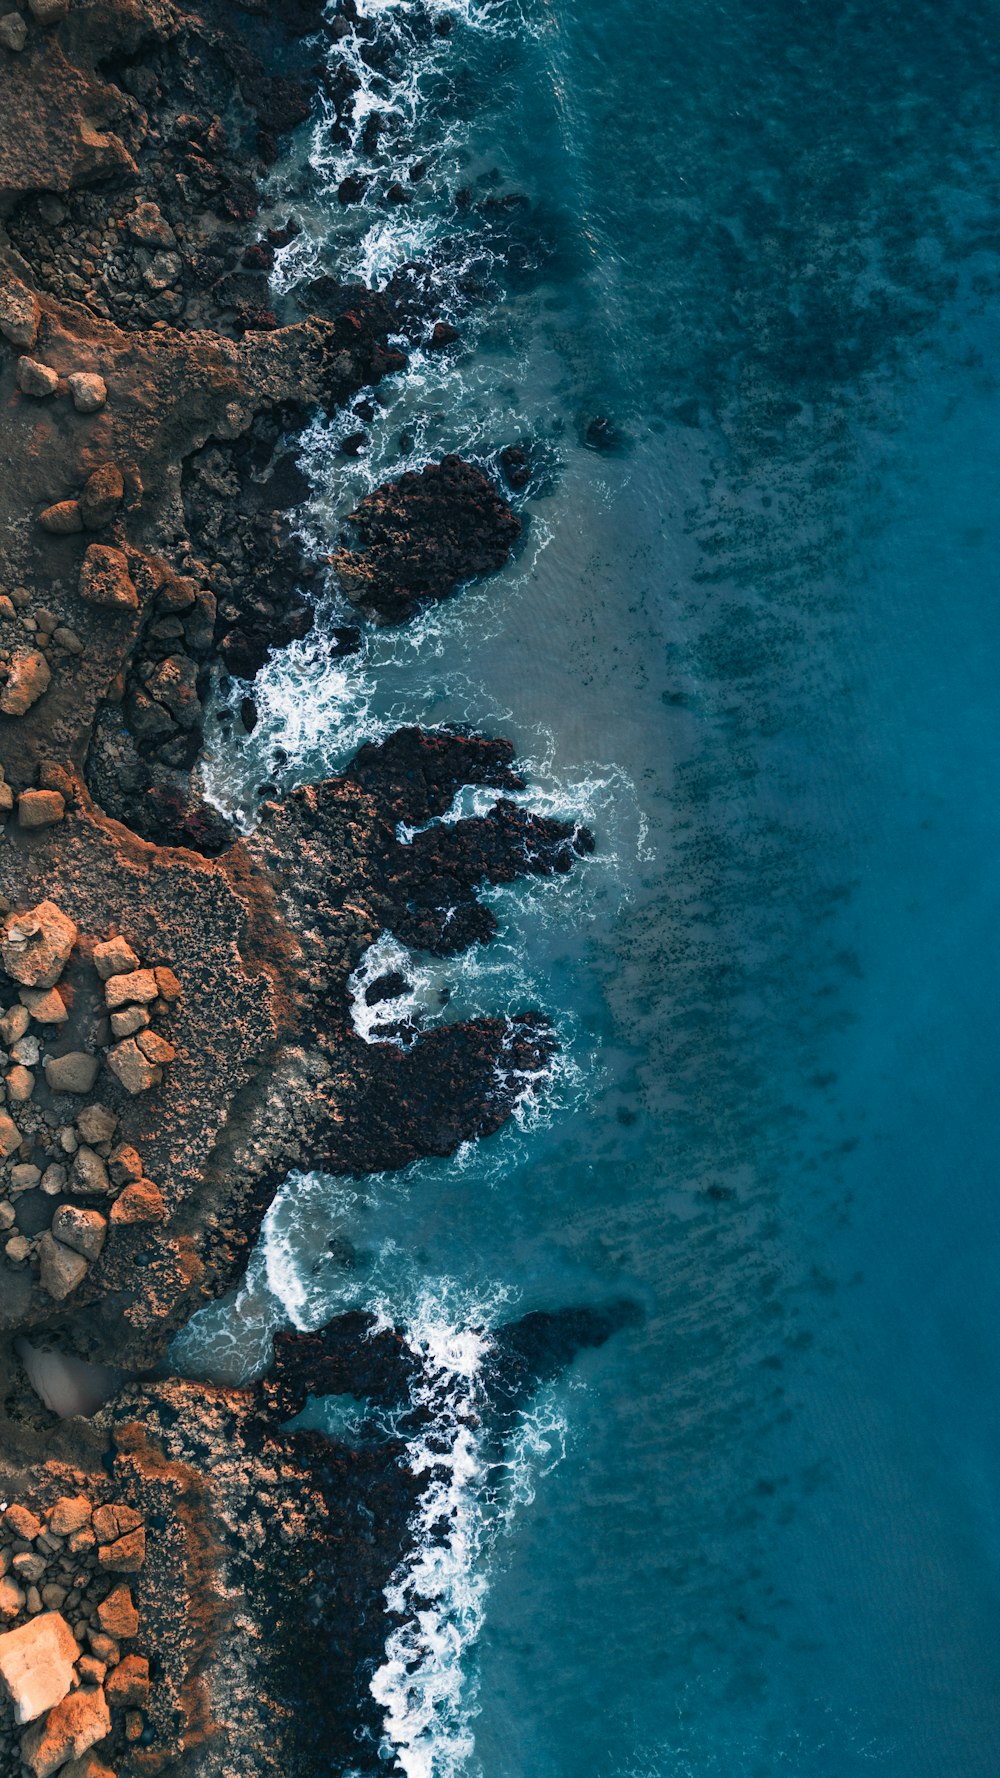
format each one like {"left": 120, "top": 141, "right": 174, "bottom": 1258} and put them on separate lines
{"left": 269, "top": 0, "right": 513, "bottom": 301}
{"left": 366, "top": 1280, "right": 570, "bottom": 1778}
{"left": 180, "top": 8, "right": 614, "bottom": 1771}
{"left": 171, "top": 1148, "right": 580, "bottom": 1778}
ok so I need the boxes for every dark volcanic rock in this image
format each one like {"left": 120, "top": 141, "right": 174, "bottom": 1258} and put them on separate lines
{"left": 331, "top": 455, "right": 522, "bottom": 622}
{"left": 102, "top": 1294, "right": 636, "bottom": 1776}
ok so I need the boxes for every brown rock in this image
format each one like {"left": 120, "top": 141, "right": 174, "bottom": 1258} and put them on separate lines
{"left": 95, "top": 1584, "right": 137, "bottom": 1640}
{"left": 20, "top": 986, "right": 67, "bottom": 1023}
{"left": 62, "top": 1753, "right": 116, "bottom": 1778}
{"left": 37, "top": 1232, "right": 88, "bottom": 1301}
{"left": 92, "top": 936, "right": 138, "bottom": 980}
{"left": 45, "top": 1052, "right": 99, "bottom": 1095}
{"left": 79, "top": 464, "right": 124, "bottom": 531}
{"left": 104, "top": 968, "right": 157, "bottom": 1010}
{"left": 0, "top": 1575, "right": 25, "bottom": 1618}
{"left": 75, "top": 1102, "right": 116, "bottom": 1145}
{"left": 6, "top": 1063, "right": 34, "bottom": 1102}
{"left": 73, "top": 1657, "right": 104, "bottom": 1687}
{"left": 96, "top": 1528, "right": 144, "bottom": 1573}
{"left": 38, "top": 760, "right": 74, "bottom": 799}
{"left": 79, "top": 546, "right": 137, "bottom": 611}
{"left": 110, "top": 1005, "right": 148, "bottom": 1038}
{"left": 84, "top": 1632, "right": 117, "bottom": 1665}
{"left": 104, "top": 1654, "right": 148, "bottom": 1708}
{"left": 109, "top": 1178, "right": 165, "bottom": 1225}
{"left": 2, "top": 1503, "right": 39, "bottom": 1541}
{"left": 21, "top": 1684, "right": 112, "bottom": 1778}
{"left": 52, "top": 1205, "right": 106, "bottom": 1261}
{"left": 27, "top": 0, "right": 70, "bottom": 20}
{"left": 153, "top": 965, "right": 182, "bottom": 1001}
{"left": 105, "top": 1040, "right": 159, "bottom": 1095}
{"left": 91, "top": 1504, "right": 142, "bottom": 1545}
{"left": 0, "top": 1112, "right": 21, "bottom": 1155}
{"left": 17, "top": 357, "right": 59, "bottom": 397}
{"left": 107, "top": 1143, "right": 141, "bottom": 1185}
{"left": 0, "top": 274, "right": 40, "bottom": 347}
{"left": 18, "top": 790, "right": 65, "bottom": 829}
{"left": 0, "top": 1611, "right": 78, "bottom": 1723}
{"left": 0, "top": 1004, "right": 28, "bottom": 1043}
{"left": 0, "top": 647, "right": 51, "bottom": 715}
{"left": 46, "top": 1498, "right": 91, "bottom": 1538}
{"left": 126, "top": 200, "right": 175, "bottom": 247}
{"left": 3, "top": 903, "right": 75, "bottom": 988}
{"left": 67, "top": 372, "right": 106, "bottom": 413}
{"left": 39, "top": 501, "right": 84, "bottom": 535}
{"left": 135, "top": 1029, "right": 176, "bottom": 1066}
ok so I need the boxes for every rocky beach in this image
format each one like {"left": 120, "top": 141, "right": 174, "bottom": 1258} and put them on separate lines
{"left": 0, "top": 1, "right": 603, "bottom": 1770}
{"left": 3, "top": 0, "right": 998, "bottom": 1771}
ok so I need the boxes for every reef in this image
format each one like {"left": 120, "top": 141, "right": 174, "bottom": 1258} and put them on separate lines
{"left": 0, "top": 0, "right": 620, "bottom": 1772}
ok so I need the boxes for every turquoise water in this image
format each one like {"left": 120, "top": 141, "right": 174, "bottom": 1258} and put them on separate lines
{"left": 181, "top": 0, "right": 1000, "bottom": 1771}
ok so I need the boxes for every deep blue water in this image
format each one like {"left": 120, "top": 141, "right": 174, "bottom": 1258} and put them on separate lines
{"left": 179, "top": 1, "right": 1000, "bottom": 1771}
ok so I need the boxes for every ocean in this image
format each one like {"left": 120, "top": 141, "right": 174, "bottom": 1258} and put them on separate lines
{"left": 174, "top": 0, "right": 1000, "bottom": 1772}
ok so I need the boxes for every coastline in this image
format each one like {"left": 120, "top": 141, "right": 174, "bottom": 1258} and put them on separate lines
{"left": 0, "top": 1, "right": 607, "bottom": 1772}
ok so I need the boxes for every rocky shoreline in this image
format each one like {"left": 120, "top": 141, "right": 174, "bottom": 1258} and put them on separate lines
{"left": 0, "top": 1, "right": 619, "bottom": 1772}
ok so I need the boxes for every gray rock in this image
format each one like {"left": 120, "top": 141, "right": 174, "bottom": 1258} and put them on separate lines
{"left": 51, "top": 1206, "right": 106, "bottom": 1262}
{"left": 37, "top": 1233, "right": 88, "bottom": 1302}
{"left": 66, "top": 372, "right": 106, "bottom": 413}
{"left": 43, "top": 1052, "right": 98, "bottom": 1095}
{"left": 69, "top": 1146, "right": 109, "bottom": 1195}
{"left": 0, "top": 275, "right": 39, "bottom": 348}
{"left": 0, "top": 13, "right": 27, "bottom": 49}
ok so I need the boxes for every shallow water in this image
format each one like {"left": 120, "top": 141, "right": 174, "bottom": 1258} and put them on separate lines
{"left": 179, "top": 0, "right": 1000, "bottom": 1771}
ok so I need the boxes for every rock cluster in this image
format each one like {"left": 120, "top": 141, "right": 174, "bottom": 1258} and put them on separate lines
{"left": 0, "top": 589, "right": 82, "bottom": 720}
{"left": 96, "top": 938, "right": 179, "bottom": 1097}
{"left": 0, "top": 903, "right": 172, "bottom": 1296}
{"left": 330, "top": 455, "right": 522, "bottom": 623}
{"left": 0, "top": 1492, "right": 149, "bottom": 1776}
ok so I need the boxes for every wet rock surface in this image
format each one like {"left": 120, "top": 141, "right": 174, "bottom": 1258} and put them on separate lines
{"left": 78, "top": 1298, "right": 638, "bottom": 1778}
{"left": 331, "top": 453, "right": 523, "bottom": 623}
